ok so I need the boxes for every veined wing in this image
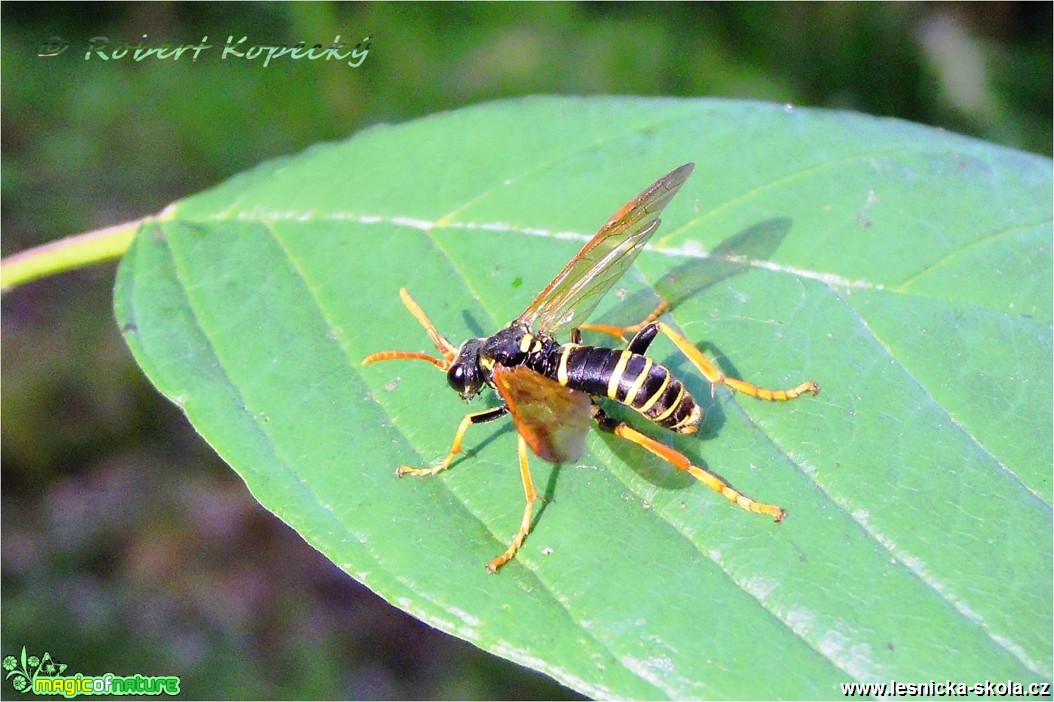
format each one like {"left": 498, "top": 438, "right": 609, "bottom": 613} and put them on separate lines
{"left": 516, "top": 163, "right": 695, "bottom": 335}
{"left": 492, "top": 365, "right": 592, "bottom": 464}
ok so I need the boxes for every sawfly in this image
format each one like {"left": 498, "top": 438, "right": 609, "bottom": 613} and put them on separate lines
{"left": 364, "top": 163, "right": 819, "bottom": 572}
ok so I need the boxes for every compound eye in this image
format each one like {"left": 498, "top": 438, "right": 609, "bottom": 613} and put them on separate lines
{"left": 448, "top": 362, "right": 482, "bottom": 399}
{"left": 447, "top": 362, "right": 469, "bottom": 393}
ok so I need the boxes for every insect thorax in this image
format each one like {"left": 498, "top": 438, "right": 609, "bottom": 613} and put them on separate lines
{"left": 480, "top": 325, "right": 563, "bottom": 380}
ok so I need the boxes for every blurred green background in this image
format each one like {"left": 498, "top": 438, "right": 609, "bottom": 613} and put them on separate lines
{"left": 2, "top": 3, "right": 1050, "bottom": 699}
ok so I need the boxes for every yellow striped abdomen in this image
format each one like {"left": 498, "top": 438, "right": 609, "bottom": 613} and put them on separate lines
{"left": 554, "top": 344, "right": 701, "bottom": 434}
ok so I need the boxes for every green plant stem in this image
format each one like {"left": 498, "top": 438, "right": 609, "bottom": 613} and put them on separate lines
{"left": 1, "top": 219, "right": 143, "bottom": 292}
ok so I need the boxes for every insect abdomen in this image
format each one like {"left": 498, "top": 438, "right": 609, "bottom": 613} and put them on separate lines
{"left": 556, "top": 345, "right": 701, "bottom": 433}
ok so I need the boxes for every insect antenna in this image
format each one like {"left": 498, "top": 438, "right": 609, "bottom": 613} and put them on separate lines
{"left": 361, "top": 288, "right": 459, "bottom": 371}
{"left": 361, "top": 350, "right": 451, "bottom": 371}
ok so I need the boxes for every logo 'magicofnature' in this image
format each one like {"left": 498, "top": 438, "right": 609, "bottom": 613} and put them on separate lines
{"left": 4, "top": 647, "right": 179, "bottom": 697}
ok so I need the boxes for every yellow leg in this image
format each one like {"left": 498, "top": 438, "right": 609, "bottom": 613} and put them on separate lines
{"left": 397, "top": 407, "right": 506, "bottom": 477}
{"left": 577, "top": 300, "right": 670, "bottom": 342}
{"left": 654, "top": 322, "right": 819, "bottom": 401}
{"left": 577, "top": 299, "right": 818, "bottom": 401}
{"left": 486, "top": 435, "right": 538, "bottom": 573}
{"left": 612, "top": 421, "right": 785, "bottom": 521}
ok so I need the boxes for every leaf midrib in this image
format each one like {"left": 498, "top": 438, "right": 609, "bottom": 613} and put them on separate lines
{"left": 182, "top": 204, "right": 1048, "bottom": 326}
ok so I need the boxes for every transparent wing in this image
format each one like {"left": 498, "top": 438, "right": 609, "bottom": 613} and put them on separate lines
{"left": 516, "top": 163, "right": 695, "bottom": 335}
{"left": 492, "top": 365, "right": 592, "bottom": 464}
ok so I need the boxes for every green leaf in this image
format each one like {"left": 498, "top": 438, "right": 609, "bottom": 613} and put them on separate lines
{"left": 113, "top": 97, "right": 1052, "bottom": 698}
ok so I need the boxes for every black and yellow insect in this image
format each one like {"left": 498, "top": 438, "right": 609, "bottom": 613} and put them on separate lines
{"left": 363, "top": 163, "right": 819, "bottom": 572}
